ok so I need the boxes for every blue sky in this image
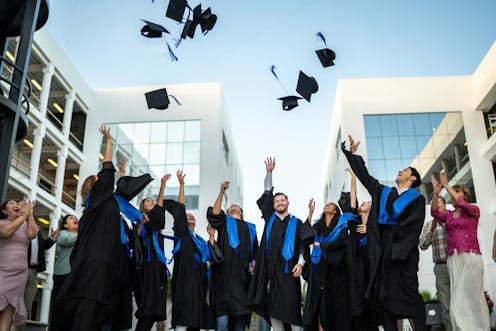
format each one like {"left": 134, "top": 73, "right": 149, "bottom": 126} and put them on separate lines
{"left": 45, "top": 0, "right": 496, "bottom": 221}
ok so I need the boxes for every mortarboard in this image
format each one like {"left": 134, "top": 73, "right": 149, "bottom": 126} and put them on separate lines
{"left": 145, "top": 88, "right": 182, "bottom": 110}
{"left": 315, "top": 32, "right": 336, "bottom": 68}
{"left": 166, "top": 0, "right": 187, "bottom": 23}
{"left": 140, "top": 20, "right": 170, "bottom": 38}
{"left": 181, "top": 4, "right": 217, "bottom": 39}
{"left": 278, "top": 96, "right": 302, "bottom": 111}
{"left": 115, "top": 174, "right": 153, "bottom": 201}
{"left": 296, "top": 71, "right": 319, "bottom": 102}
{"left": 316, "top": 48, "right": 336, "bottom": 67}
{"left": 199, "top": 7, "right": 217, "bottom": 34}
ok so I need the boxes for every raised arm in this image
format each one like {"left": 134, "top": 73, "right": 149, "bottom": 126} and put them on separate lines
{"left": 306, "top": 198, "right": 315, "bottom": 223}
{"left": 156, "top": 173, "right": 171, "bottom": 208}
{"left": 177, "top": 170, "right": 186, "bottom": 205}
{"left": 439, "top": 171, "right": 479, "bottom": 218}
{"left": 118, "top": 160, "right": 126, "bottom": 177}
{"left": 0, "top": 200, "right": 37, "bottom": 239}
{"left": 22, "top": 200, "right": 38, "bottom": 239}
{"left": 213, "top": 181, "right": 230, "bottom": 215}
{"left": 346, "top": 168, "right": 357, "bottom": 209}
{"left": 342, "top": 135, "right": 382, "bottom": 195}
{"left": 256, "top": 157, "right": 276, "bottom": 222}
{"left": 430, "top": 174, "right": 447, "bottom": 221}
{"left": 100, "top": 125, "right": 112, "bottom": 163}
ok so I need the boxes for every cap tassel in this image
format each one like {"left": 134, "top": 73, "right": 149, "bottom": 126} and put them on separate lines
{"left": 166, "top": 42, "right": 179, "bottom": 61}
{"left": 316, "top": 32, "right": 327, "bottom": 46}
{"left": 270, "top": 65, "right": 289, "bottom": 95}
{"left": 169, "top": 94, "right": 182, "bottom": 106}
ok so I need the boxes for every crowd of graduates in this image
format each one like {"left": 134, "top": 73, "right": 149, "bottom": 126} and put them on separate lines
{"left": 0, "top": 128, "right": 491, "bottom": 331}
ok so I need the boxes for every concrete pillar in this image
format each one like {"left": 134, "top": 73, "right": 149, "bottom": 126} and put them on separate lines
{"left": 454, "top": 143, "right": 462, "bottom": 171}
{"left": 28, "top": 125, "right": 45, "bottom": 185}
{"left": 38, "top": 63, "right": 54, "bottom": 117}
{"left": 54, "top": 146, "right": 68, "bottom": 201}
{"left": 62, "top": 90, "right": 75, "bottom": 138}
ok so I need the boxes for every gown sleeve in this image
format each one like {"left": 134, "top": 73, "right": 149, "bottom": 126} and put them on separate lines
{"left": 145, "top": 204, "right": 166, "bottom": 231}
{"left": 206, "top": 207, "right": 227, "bottom": 229}
{"left": 86, "top": 161, "right": 115, "bottom": 209}
{"left": 256, "top": 189, "right": 275, "bottom": 223}
{"left": 164, "top": 199, "right": 188, "bottom": 237}
{"left": 342, "top": 144, "right": 383, "bottom": 196}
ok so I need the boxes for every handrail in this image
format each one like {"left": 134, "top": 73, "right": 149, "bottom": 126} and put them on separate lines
{"left": 10, "top": 154, "right": 31, "bottom": 177}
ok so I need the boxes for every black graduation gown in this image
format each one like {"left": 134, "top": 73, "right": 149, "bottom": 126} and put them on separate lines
{"left": 207, "top": 208, "right": 259, "bottom": 318}
{"left": 247, "top": 189, "right": 314, "bottom": 326}
{"left": 135, "top": 204, "right": 168, "bottom": 321}
{"left": 343, "top": 148, "right": 426, "bottom": 319}
{"left": 303, "top": 221, "right": 353, "bottom": 331}
{"left": 165, "top": 200, "right": 215, "bottom": 329}
{"left": 58, "top": 161, "right": 132, "bottom": 329}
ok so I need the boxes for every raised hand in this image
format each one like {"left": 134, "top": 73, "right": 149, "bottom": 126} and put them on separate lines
{"left": 439, "top": 170, "right": 449, "bottom": 189}
{"left": 348, "top": 135, "right": 360, "bottom": 154}
{"left": 161, "top": 174, "right": 171, "bottom": 185}
{"left": 308, "top": 198, "right": 315, "bottom": 213}
{"left": 99, "top": 125, "right": 111, "bottom": 139}
{"left": 118, "top": 160, "right": 126, "bottom": 176}
{"left": 265, "top": 157, "right": 276, "bottom": 173}
{"left": 430, "top": 174, "right": 442, "bottom": 194}
{"left": 51, "top": 228, "right": 61, "bottom": 240}
{"left": 220, "top": 181, "right": 230, "bottom": 193}
{"left": 20, "top": 200, "right": 35, "bottom": 217}
{"left": 176, "top": 170, "right": 186, "bottom": 184}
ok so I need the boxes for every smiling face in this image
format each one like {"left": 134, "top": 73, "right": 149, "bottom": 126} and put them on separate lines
{"left": 395, "top": 167, "right": 413, "bottom": 186}
{"left": 323, "top": 202, "right": 337, "bottom": 216}
{"left": 273, "top": 193, "right": 289, "bottom": 214}
{"left": 140, "top": 198, "right": 156, "bottom": 213}
{"left": 1, "top": 200, "right": 20, "bottom": 220}
{"left": 227, "top": 204, "right": 243, "bottom": 219}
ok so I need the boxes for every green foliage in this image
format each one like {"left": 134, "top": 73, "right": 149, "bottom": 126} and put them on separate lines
{"left": 420, "top": 290, "right": 439, "bottom": 303}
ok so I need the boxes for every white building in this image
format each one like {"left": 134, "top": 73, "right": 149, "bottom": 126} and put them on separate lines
{"left": 322, "top": 42, "right": 496, "bottom": 322}
{"left": 1, "top": 28, "right": 243, "bottom": 325}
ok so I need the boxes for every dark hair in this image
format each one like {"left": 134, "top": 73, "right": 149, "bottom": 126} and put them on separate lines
{"left": 274, "top": 192, "right": 288, "bottom": 200}
{"left": 139, "top": 198, "right": 150, "bottom": 214}
{"left": 227, "top": 204, "right": 244, "bottom": 220}
{"left": 59, "top": 214, "right": 75, "bottom": 231}
{"left": 409, "top": 167, "right": 422, "bottom": 188}
{"left": 452, "top": 184, "right": 471, "bottom": 202}
{"left": 314, "top": 202, "right": 341, "bottom": 236}
{"left": 80, "top": 175, "right": 96, "bottom": 203}
{"left": 0, "top": 200, "right": 16, "bottom": 219}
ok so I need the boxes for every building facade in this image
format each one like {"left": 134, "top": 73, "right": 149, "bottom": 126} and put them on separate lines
{"left": 322, "top": 42, "right": 496, "bottom": 323}
{"left": 1, "top": 28, "right": 243, "bottom": 324}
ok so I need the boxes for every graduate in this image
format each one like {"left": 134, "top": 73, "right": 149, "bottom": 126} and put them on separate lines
{"left": 58, "top": 126, "right": 133, "bottom": 331}
{"left": 302, "top": 198, "right": 348, "bottom": 331}
{"left": 207, "top": 181, "right": 258, "bottom": 331}
{"left": 247, "top": 157, "right": 314, "bottom": 331}
{"left": 166, "top": 170, "right": 215, "bottom": 331}
{"left": 342, "top": 135, "right": 426, "bottom": 331}
{"left": 134, "top": 173, "right": 171, "bottom": 331}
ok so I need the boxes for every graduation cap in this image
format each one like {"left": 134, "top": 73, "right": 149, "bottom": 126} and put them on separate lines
{"left": 315, "top": 32, "right": 336, "bottom": 67}
{"left": 270, "top": 65, "right": 301, "bottom": 111}
{"left": 181, "top": 4, "right": 217, "bottom": 39}
{"left": 145, "top": 88, "right": 182, "bottom": 110}
{"left": 278, "top": 96, "right": 302, "bottom": 111}
{"left": 141, "top": 20, "right": 170, "bottom": 38}
{"left": 140, "top": 19, "right": 178, "bottom": 61}
{"left": 166, "top": 0, "right": 187, "bottom": 23}
{"left": 296, "top": 71, "right": 319, "bottom": 102}
{"left": 115, "top": 174, "right": 154, "bottom": 201}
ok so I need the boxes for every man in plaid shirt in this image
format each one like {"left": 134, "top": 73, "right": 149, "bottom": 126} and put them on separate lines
{"left": 419, "top": 196, "right": 452, "bottom": 331}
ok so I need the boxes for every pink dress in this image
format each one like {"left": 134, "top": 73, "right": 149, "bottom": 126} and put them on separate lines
{"left": 0, "top": 220, "right": 29, "bottom": 325}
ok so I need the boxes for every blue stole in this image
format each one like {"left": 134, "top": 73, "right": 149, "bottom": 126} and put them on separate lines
{"left": 160, "top": 233, "right": 181, "bottom": 277}
{"left": 378, "top": 186, "right": 420, "bottom": 225}
{"left": 310, "top": 212, "right": 355, "bottom": 266}
{"left": 113, "top": 194, "right": 143, "bottom": 258}
{"left": 247, "top": 222, "right": 256, "bottom": 260}
{"left": 188, "top": 229, "right": 210, "bottom": 264}
{"left": 226, "top": 215, "right": 241, "bottom": 256}
{"left": 225, "top": 215, "right": 257, "bottom": 260}
{"left": 265, "top": 213, "right": 298, "bottom": 273}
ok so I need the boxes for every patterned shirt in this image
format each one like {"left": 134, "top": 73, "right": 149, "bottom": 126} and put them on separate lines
{"left": 419, "top": 219, "right": 447, "bottom": 263}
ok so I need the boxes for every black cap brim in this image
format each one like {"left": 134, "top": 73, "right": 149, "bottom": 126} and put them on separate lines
{"left": 145, "top": 88, "right": 170, "bottom": 110}
{"left": 315, "top": 48, "right": 336, "bottom": 67}
{"left": 166, "top": 0, "right": 187, "bottom": 23}
{"left": 278, "top": 96, "right": 302, "bottom": 111}
{"left": 115, "top": 174, "right": 153, "bottom": 201}
{"left": 141, "top": 20, "right": 169, "bottom": 38}
{"left": 296, "top": 71, "right": 319, "bottom": 102}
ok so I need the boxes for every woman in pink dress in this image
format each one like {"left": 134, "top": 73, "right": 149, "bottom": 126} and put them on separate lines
{"left": 431, "top": 171, "right": 490, "bottom": 331}
{"left": 0, "top": 199, "right": 38, "bottom": 330}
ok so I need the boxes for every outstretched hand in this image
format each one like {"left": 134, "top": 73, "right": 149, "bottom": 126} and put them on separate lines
{"left": 220, "top": 181, "right": 230, "bottom": 193}
{"left": 439, "top": 170, "right": 449, "bottom": 189}
{"left": 265, "top": 157, "right": 276, "bottom": 173}
{"left": 308, "top": 198, "right": 315, "bottom": 213}
{"left": 161, "top": 174, "right": 171, "bottom": 185}
{"left": 430, "top": 174, "right": 442, "bottom": 194}
{"left": 176, "top": 170, "right": 186, "bottom": 184}
{"left": 348, "top": 135, "right": 360, "bottom": 154}
{"left": 99, "top": 125, "right": 111, "bottom": 139}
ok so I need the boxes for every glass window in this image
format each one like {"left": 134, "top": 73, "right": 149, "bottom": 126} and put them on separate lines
{"left": 399, "top": 136, "right": 417, "bottom": 159}
{"left": 364, "top": 115, "right": 381, "bottom": 138}
{"left": 168, "top": 122, "right": 184, "bottom": 142}
{"left": 380, "top": 115, "right": 398, "bottom": 137}
{"left": 166, "top": 143, "right": 183, "bottom": 164}
{"left": 366, "top": 137, "right": 384, "bottom": 160}
{"left": 184, "top": 142, "right": 200, "bottom": 164}
{"left": 150, "top": 122, "right": 167, "bottom": 143}
{"left": 134, "top": 123, "right": 151, "bottom": 144}
{"left": 396, "top": 114, "right": 414, "bottom": 135}
{"left": 382, "top": 136, "right": 401, "bottom": 159}
{"left": 149, "top": 144, "right": 166, "bottom": 165}
{"left": 184, "top": 121, "right": 201, "bottom": 141}
{"left": 413, "top": 114, "right": 432, "bottom": 135}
